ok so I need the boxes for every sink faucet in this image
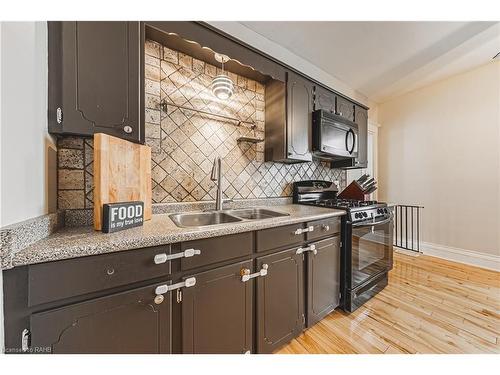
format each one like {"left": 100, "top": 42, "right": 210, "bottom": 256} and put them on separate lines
{"left": 211, "top": 157, "right": 224, "bottom": 211}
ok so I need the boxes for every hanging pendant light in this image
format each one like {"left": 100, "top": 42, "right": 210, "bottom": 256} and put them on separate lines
{"left": 211, "top": 53, "right": 234, "bottom": 100}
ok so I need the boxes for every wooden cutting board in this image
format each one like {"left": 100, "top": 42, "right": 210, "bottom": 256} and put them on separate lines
{"left": 93, "top": 133, "right": 152, "bottom": 230}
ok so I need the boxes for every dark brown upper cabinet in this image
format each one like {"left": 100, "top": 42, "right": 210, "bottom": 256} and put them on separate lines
{"left": 354, "top": 105, "right": 369, "bottom": 168}
{"left": 265, "top": 72, "right": 314, "bottom": 163}
{"left": 306, "top": 236, "right": 341, "bottom": 327}
{"left": 30, "top": 281, "right": 172, "bottom": 354}
{"left": 181, "top": 260, "right": 253, "bottom": 354}
{"left": 336, "top": 96, "right": 355, "bottom": 122}
{"left": 314, "top": 85, "right": 355, "bottom": 123}
{"left": 48, "top": 22, "right": 144, "bottom": 143}
{"left": 256, "top": 247, "right": 305, "bottom": 353}
{"left": 314, "top": 85, "right": 336, "bottom": 113}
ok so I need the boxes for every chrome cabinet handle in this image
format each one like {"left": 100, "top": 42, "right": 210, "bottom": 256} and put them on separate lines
{"left": 21, "top": 329, "right": 30, "bottom": 352}
{"left": 296, "top": 244, "right": 317, "bottom": 255}
{"left": 322, "top": 224, "right": 330, "bottom": 231}
{"left": 123, "top": 125, "right": 133, "bottom": 134}
{"left": 241, "top": 264, "right": 268, "bottom": 282}
{"left": 155, "top": 277, "right": 196, "bottom": 296}
{"left": 56, "top": 107, "right": 63, "bottom": 124}
{"left": 294, "top": 226, "right": 314, "bottom": 235}
{"left": 154, "top": 248, "right": 201, "bottom": 264}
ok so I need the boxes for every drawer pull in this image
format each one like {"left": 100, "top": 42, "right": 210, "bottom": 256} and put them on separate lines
{"left": 322, "top": 224, "right": 330, "bottom": 231}
{"left": 294, "top": 226, "right": 314, "bottom": 235}
{"left": 240, "top": 264, "right": 268, "bottom": 282}
{"left": 154, "top": 248, "right": 201, "bottom": 264}
{"left": 155, "top": 277, "right": 196, "bottom": 295}
{"left": 296, "top": 244, "right": 317, "bottom": 255}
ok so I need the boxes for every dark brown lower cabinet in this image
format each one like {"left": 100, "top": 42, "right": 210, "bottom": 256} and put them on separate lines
{"left": 29, "top": 281, "right": 172, "bottom": 354}
{"left": 256, "top": 248, "right": 305, "bottom": 354}
{"left": 4, "top": 220, "right": 344, "bottom": 354}
{"left": 182, "top": 260, "right": 253, "bottom": 354}
{"left": 306, "top": 236, "right": 341, "bottom": 327}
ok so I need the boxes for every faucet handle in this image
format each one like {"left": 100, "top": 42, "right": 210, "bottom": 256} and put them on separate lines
{"left": 210, "top": 157, "right": 219, "bottom": 181}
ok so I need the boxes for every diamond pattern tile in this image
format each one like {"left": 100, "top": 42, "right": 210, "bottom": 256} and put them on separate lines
{"left": 56, "top": 40, "right": 348, "bottom": 209}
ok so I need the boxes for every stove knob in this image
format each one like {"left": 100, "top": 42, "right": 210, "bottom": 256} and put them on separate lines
{"left": 355, "top": 213, "right": 361, "bottom": 219}
{"left": 363, "top": 212, "right": 368, "bottom": 218}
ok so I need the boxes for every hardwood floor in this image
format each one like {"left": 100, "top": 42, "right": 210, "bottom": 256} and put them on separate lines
{"left": 275, "top": 252, "right": 500, "bottom": 354}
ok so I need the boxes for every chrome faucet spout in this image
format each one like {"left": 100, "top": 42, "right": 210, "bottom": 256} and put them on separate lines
{"left": 211, "top": 157, "right": 223, "bottom": 211}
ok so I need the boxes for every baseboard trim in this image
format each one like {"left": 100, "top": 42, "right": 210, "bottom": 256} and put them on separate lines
{"left": 394, "top": 247, "right": 421, "bottom": 257}
{"left": 420, "top": 242, "right": 500, "bottom": 271}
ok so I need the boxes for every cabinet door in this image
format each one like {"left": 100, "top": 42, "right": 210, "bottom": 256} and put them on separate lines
{"left": 287, "top": 72, "right": 313, "bottom": 161}
{"left": 336, "top": 96, "right": 355, "bottom": 122}
{"left": 307, "top": 236, "right": 341, "bottom": 327}
{"left": 48, "top": 21, "right": 143, "bottom": 143}
{"left": 182, "top": 260, "right": 253, "bottom": 354}
{"left": 354, "top": 105, "right": 368, "bottom": 168}
{"left": 314, "top": 85, "right": 336, "bottom": 113}
{"left": 30, "top": 281, "right": 171, "bottom": 354}
{"left": 256, "top": 247, "right": 305, "bottom": 353}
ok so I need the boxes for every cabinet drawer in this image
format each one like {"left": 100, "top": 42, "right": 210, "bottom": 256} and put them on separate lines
{"left": 306, "top": 217, "right": 341, "bottom": 241}
{"left": 255, "top": 223, "right": 305, "bottom": 253}
{"left": 180, "top": 232, "right": 253, "bottom": 271}
{"left": 28, "top": 245, "right": 172, "bottom": 306}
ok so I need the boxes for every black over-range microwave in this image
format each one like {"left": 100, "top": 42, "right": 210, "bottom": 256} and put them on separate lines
{"left": 312, "top": 109, "right": 359, "bottom": 160}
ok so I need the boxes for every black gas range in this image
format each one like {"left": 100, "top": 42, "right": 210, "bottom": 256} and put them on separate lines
{"left": 293, "top": 180, "right": 394, "bottom": 312}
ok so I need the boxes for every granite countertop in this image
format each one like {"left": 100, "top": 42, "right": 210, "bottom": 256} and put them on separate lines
{"left": 3, "top": 204, "right": 345, "bottom": 269}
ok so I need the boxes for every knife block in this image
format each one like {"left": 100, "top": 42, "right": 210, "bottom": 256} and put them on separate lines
{"left": 338, "top": 181, "right": 369, "bottom": 201}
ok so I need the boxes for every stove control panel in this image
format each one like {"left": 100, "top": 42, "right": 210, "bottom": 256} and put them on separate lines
{"left": 350, "top": 207, "right": 389, "bottom": 223}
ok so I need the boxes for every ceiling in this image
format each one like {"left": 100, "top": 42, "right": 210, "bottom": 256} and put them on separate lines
{"left": 240, "top": 21, "right": 500, "bottom": 103}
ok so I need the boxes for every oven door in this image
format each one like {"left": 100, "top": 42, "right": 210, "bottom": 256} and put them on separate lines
{"left": 350, "top": 214, "right": 393, "bottom": 290}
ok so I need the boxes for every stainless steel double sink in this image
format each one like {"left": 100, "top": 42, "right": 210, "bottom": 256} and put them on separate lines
{"left": 169, "top": 208, "right": 289, "bottom": 228}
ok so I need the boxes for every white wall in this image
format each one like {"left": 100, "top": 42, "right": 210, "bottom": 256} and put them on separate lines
{"left": 378, "top": 62, "right": 500, "bottom": 266}
{"left": 0, "top": 21, "right": 52, "bottom": 352}
{"left": 0, "top": 22, "right": 53, "bottom": 228}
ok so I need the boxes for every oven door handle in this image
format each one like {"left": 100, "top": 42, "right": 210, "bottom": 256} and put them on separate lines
{"left": 352, "top": 213, "right": 393, "bottom": 227}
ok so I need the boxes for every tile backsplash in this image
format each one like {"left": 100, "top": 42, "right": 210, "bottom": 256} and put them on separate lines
{"left": 56, "top": 40, "right": 346, "bottom": 210}
{"left": 57, "top": 137, "right": 94, "bottom": 209}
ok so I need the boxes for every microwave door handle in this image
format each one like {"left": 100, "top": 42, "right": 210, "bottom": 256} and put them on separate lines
{"left": 346, "top": 128, "right": 356, "bottom": 154}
